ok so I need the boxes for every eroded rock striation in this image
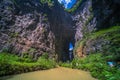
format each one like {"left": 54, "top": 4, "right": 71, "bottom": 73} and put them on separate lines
{"left": 0, "top": 0, "right": 74, "bottom": 60}
{"left": 0, "top": 0, "right": 120, "bottom": 60}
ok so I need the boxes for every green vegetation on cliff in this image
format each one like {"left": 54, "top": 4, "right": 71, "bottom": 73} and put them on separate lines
{"left": 75, "top": 26, "right": 120, "bottom": 59}
{"left": 40, "top": 0, "right": 54, "bottom": 7}
{"left": 0, "top": 52, "right": 56, "bottom": 76}
{"left": 65, "top": 0, "right": 82, "bottom": 13}
{"left": 91, "top": 26, "right": 120, "bottom": 39}
{"left": 60, "top": 54, "right": 120, "bottom": 80}
{"left": 12, "top": 0, "right": 54, "bottom": 7}
{"left": 60, "top": 26, "right": 120, "bottom": 80}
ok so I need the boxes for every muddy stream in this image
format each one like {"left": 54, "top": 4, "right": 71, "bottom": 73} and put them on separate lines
{"left": 0, "top": 67, "right": 97, "bottom": 80}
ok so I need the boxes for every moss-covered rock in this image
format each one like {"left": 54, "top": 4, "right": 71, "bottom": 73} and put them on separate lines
{"left": 75, "top": 26, "right": 120, "bottom": 60}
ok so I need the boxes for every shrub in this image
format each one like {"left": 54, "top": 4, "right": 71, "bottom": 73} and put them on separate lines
{"left": 37, "top": 57, "right": 56, "bottom": 69}
{"left": 0, "top": 52, "right": 56, "bottom": 76}
{"left": 59, "top": 53, "right": 120, "bottom": 80}
{"left": 59, "top": 62, "right": 72, "bottom": 68}
{"left": 40, "top": 0, "right": 54, "bottom": 7}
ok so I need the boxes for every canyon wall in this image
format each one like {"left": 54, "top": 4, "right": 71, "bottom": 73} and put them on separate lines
{"left": 0, "top": 0, "right": 120, "bottom": 60}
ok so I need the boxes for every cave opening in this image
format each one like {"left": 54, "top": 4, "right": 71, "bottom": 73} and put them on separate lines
{"left": 61, "top": 39, "right": 74, "bottom": 62}
{"left": 47, "top": 0, "right": 76, "bottom": 62}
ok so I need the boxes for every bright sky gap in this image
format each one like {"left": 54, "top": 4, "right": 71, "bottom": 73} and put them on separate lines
{"left": 58, "top": 0, "right": 77, "bottom": 9}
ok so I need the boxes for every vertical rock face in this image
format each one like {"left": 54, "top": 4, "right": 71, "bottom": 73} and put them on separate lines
{"left": 72, "top": 0, "right": 120, "bottom": 56}
{"left": 0, "top": 0, "right": 120, "bottom": 59}
{"left": 47, "top": 1, "right": 75, "bottom": 60}
{"left": 73, "top": 0, "right": 120, "bottom": 42}
{"left": 0, "top": 0, "right": 56, "bottom": 59}
{"left": 73, "top": 0, "right": 95, "bottom": 41}
{"left": 0, "top": 0, "right": 74, "bottom": 60}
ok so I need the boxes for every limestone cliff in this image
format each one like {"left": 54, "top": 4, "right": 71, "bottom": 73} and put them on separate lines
{"left": 0, "top": 0, "right": 120, "bottom": 60}
{"left": 72, "top": 0, "right": 120, "bottom": 57}
{"left": 0, "top": 0, "right": 55, "bottom": 59}
{"left": 0, "top": 0, "right": 74, "bottom": 60}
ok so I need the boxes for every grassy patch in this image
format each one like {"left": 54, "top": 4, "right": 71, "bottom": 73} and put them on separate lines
{"left": 0, "top": 52, "right": 56, "bottom": 76}
{"left": 60, "top": 54, "right": 120, "bottom": 80}
{"left": 74, "top": 26, "right": 120, "bottom": 55}
{"left": 91, "top": 26, "right": 120, "bottom": 39}
{"left": 71, "top": 26, "right": 120, "bottom": 79}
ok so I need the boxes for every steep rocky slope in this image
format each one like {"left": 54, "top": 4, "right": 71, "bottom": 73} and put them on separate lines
{"left": 73, "top": 0, "right": 120, "bottom": 41}
{"left": 0, "top": 0, "right": 55, "bottom": 60}
{"left": 0, "top": 0, "right": 120, "bottom": 60}
{"left": 0, "top": 0, "right": 74, "bottom": 60}
{"left": 73, "top": 0, "right": 120, "bottom": 57}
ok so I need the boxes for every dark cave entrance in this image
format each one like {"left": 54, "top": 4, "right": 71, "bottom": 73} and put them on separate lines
{"left": 61, "top": 38, "right": 74, "bottom": 62}
{"left": 47, "top": 3, "right": 76, "bottom": 62}
{"left": 55, "top": 37, "right": 75, "bottom": 62}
